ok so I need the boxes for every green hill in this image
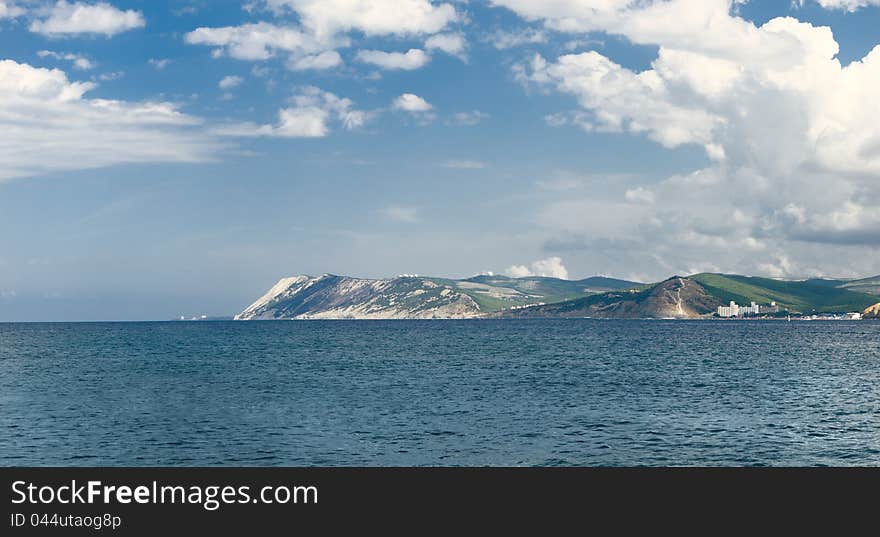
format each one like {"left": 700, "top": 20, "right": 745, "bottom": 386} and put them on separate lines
{"left": 499, "top": 277, "right": 720, "bottom": 319}
{"left": 838, "top": 275, "right": 880, "bottom": 296}
{"left": 690, "top": 273, "right": 877, "bottom": 313}
{"left": 426, "top": 274, "right": 641, "bottom": 313}
{"left": 801, "top": 278, "right": 850, "bottom": 288}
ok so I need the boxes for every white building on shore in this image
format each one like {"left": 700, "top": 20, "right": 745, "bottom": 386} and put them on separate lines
{"left": 718, "top": 301, "right": 776, "bottom": 317}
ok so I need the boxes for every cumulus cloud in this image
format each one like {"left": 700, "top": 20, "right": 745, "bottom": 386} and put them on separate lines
{"left": 498, "top": 0, "right": 880, "bottom": 277}
{"left": 30, "top": 1, "right": 145, "bottom": 37}
{"left": 391, "top": 93, "right": 436, "bottom": 125}
{"left": 524, "top": 51, "right": 720, "bottom": 153}
{"left": 506, "top": 257, "right": 570, "bottom": 279}
{"left": 392, "top": 93, "right": 432, "bottom": 112}
{"left": 624, "top": 186, "right": 654, "bottom": 204}
{"left": 485, "top": 27, "right": 546, "bottom": 49}
{"left": 258, "top": 0, "right": 457, "bottom": 38}
{"left": 185, "top": 22, "right": 337, "bottom": 61}
{"left": 802, "top": 0, "right": 880, "bottom": 11}
{"left": 0, "top": 59, "right": 219, "bottom": 181}
{"left": 37, "top": 50, "right": 93, "bottom": 70}
{"left": 218, "top": 75, "right": 243, "bottom": 90}
{"left": 425, "top": 32, "right": 466, "bottom": 58}
{"left": 355, "top": 48, "right": 430, "bottom": 70}
{"left": 0, "top": 2, "right": 24, "bottom": 18}
{"left": 213, "top": 86, "right": 370, "bottom": 138}
{"left": 186, "top": 1, "right": 457, "bottom": 74}
{"left": 148, "top": 58, "right": 170, "bottom": 70}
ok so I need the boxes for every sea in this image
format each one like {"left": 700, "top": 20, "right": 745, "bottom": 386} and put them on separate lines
{"left": 1, "top": 320, "right": 879, "bottom": 466}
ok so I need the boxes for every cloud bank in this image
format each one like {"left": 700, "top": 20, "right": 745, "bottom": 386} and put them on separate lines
{"left": 0, "top": 59, "right": 218, "bottom": 181}
{"left": 500, "top": 0, "right": 880, "bottom": 277}
{"left": 506, "top": 257, "right": 570, "bottom": 279}
{"left": 30, "top": 1, "right": 145, "bottom": 37}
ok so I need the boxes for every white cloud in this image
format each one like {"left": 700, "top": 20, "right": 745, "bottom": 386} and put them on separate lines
{"left": 274, "top": 107, "right": 329, "bottom": 137}
{"left": 0, "top": 2, "right": 24, "bottom": 18}
{"left": 185, "top": 22, "right": 338, "bottom": 61}
{"left": 356, "top": 49, "right": 430, "bottom": 70}
{"left": 287, "top": 50, "right": 343, "bottom": 70}
{"left": 391, "top": 93, "right": 436, "bottom": 125}
{"left": 505, "top": 265, "right": 531, "bottom": 277}
{"left": 260, "top": 0, "right": 457, "bottom": 38}
{"left": 494, "top": 0, "right": 819, "bottom": 57}
{"left": 499, "top": 0, "right": 880, "bottom": 278}
{"left": 37, "top": 50, "right": 94, "bottom": 70}
{"left": 392, "top": 93, "right": 432, "bottom": 112}
{"left": 425, "top": 32, "right": 466, "bottom": 58}
{"left": 506, "top": 257, "right": 570, "bottom": 279}
{"left": 486, "top": 27, "right": 546, "bottom": 49}
{"left": 98, "top": 70, "right": 123, "bottom": 81}
{"left": 218, "top": 75, "right": 244, "bottom": 89}
{"left": 624, "top": 187, "right": 655, "bottom": 204}
{"left": 543, "top": 110, "right": 601, "bottom": 136}
{"left": 802, "top": 0, "right": 880, "bottom": 11}
{"left": 544, "top": 112, "right": 568, "bottom": 127}
{"left": 0, "top": 59, "right": 218, "bottom": 181}
{"left": 525, "top": 51, "right": 720, "bottom": 151}
{"left": 186, "top": 1, "right": 458, "bottom": 75}
{"left": 213, "top": 87, "right": 370, "bottom": 138}
{"left": 444, "top": 1, "right": 880, "bottom": 279}
{"left": 30, "top": 1, "right": 145, "bottom": 37}
{"left": 215, "top": 110, "right": 328, "bottom": 138}
{"left": 490, "top": 0, "right": 630, "bottom": 32}
{"left": 451, "top": 110, "right": 489, "bottom": 126}
{"left": 148, "top": 58, "right": 171, "bottom": 70}
{"left": 381, "top": 205, "right": 420, "bottom": 223}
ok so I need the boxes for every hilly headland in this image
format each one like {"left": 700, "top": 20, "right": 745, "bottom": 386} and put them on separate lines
{"left": 235, "top": 272, "right": 880, "bottom": 321}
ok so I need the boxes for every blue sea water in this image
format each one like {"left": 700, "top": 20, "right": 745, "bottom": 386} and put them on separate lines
{"left": 1, "top": 320, "right": 879, "bottom": 466}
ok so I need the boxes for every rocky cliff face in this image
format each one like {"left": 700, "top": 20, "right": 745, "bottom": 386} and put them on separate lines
{"left": 863, "top": 302, "right": 880, "bottom": 319}
{"left": 497, "top": 277, "right": 723, "bottom": 319}
{"left": 235, "top": 274, "right": 482, "bottom": 320}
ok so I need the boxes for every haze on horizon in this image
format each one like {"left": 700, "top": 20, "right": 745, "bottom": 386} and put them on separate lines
{"left": 2, "top": 0, "right": 880, "bottom": 321}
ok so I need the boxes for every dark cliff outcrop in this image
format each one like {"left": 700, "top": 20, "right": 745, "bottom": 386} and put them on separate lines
{"left": 497, "top": 277, "right": 723, "bottom": 319}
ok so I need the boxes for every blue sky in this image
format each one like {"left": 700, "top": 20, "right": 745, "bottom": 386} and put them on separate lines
{"left": 1, "top": 0, "right": 880, "bottom": 320}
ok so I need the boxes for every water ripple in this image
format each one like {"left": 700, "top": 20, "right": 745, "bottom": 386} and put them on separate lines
{"left": 1, "top": 319, "right": 879, "bottom": 466}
